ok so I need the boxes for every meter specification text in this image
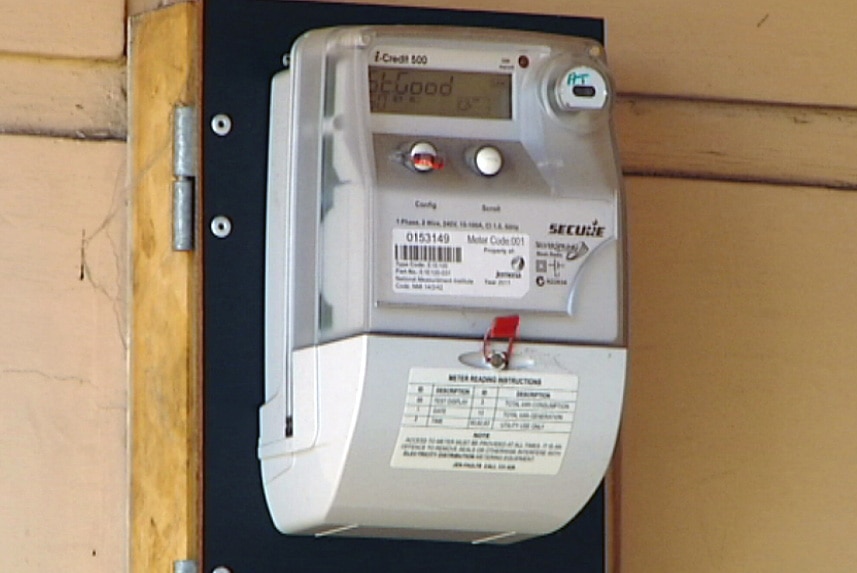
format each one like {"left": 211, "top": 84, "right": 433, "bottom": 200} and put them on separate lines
{"left": 391, "top": 368, "right": 578, "bottom": 475}
{"left": 392, "top": 229, "right": 529, "bottom": 298}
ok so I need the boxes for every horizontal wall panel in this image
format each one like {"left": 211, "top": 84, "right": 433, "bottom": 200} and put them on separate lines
{"left": 621, "top": 176, "right": 857, "bottom": 573}
{"left": 0, "top": 135, "right": 127, "bottom": 572}
{"left": 0, "top": 54, "right": 126, "bottom": 140}
{"left": 616, "top": 96, "right": 857, "bottom": 190}
{"left": 0, "top": 0, "right": 124, "bottom": 59}
{"left": 6, "top": 59, "right": 856, "bottom": 188}
{"left": 370, "top": 0, "right": 857, "bottom": 107}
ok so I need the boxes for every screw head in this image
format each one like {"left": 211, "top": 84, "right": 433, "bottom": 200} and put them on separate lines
{"left": 488, "top": 352, "right": 508, "bottom": 370}
{"left": 211, "top": 114, "right": 232, "bottom": 136}
{"left": 210, "top": 215, "right": 232, "bottom": 238}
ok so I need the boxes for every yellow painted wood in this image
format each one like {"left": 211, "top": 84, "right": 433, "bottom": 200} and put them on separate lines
{"left": 345, "top": 0, "right": 857, "bottom": 107}
{"left": 0, "top": 134, "right": 127, "bottom": 572}
{"left": 616, "top": 96, "right": 857, "bottom": 189}
{"left": 0, "top": 0, "right": 124, "bottom": 59}
{"left": 620, "top": 176, "right": 857, "bottom": 572}
{"left": 0, "top": 53, "right": 125, "bottom": 139}
{"left": 129, "top": 3, "right": 201, "bottom": 572}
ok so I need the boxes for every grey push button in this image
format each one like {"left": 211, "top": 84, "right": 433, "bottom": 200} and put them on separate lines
{"left": 472, "top": 145, "right": 503, "bottom": 177}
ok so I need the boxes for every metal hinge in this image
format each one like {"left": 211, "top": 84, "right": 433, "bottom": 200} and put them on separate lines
{"left": 173, "top": 105, "right": 198, "bottom": 251}
{"left": 173, "top": 560, "right": 199, "bottom": 573}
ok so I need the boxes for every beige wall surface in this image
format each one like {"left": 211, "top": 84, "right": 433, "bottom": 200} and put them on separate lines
{"left": 0, "top": 0, "right": 124, "bottom": 58}
{"left": 0, "top": 136, "right": 127, "bottom": 571}
{"left": 621, "top": 178, "right": 857, "bottom": 572}
{"left": 0, "top": 1, "right": 128, "bottom": 572}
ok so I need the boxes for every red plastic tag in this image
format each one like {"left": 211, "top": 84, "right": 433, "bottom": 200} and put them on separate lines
{"left": 489, "top": 315, "right": 520, "bottom": 340}
{"left": 483, "top": 315, "right": 520, "bottom": 365}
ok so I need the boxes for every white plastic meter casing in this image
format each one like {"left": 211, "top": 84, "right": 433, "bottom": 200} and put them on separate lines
{"left": 261, "top": 25, "right": 626, "bottom": 544}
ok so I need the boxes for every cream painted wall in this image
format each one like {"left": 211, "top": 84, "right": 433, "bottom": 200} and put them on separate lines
{"left": 621, "top": 178, "right": 857, "bottom": 572}
{"left": 0, "top": 1, "right": 128, "bottom": 572}
{"left": 0, "top": 136, "right": 127, "bottom": 571}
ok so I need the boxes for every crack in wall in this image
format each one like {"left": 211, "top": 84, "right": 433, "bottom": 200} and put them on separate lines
{"left": 2, "top": 367, "right": 91, "bottom": 386}
{"left": 78, "top": 157, "right": 130, "bottom": 352}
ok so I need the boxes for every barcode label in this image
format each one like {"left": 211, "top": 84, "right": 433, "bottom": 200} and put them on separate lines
{"left": 391, "top": 228, "right": 529, "bottom": 298}
{"left": 395, "top": 244, "right": 463, "bottom": 263}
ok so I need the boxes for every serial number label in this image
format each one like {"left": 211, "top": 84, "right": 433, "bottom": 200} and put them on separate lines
{"left": 392, "top": 229, "right": 529, "bottom": 298}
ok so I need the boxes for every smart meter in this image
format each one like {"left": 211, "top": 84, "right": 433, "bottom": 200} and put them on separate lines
{"left": 260, "top": 25, "right": 626, "bottom": 544}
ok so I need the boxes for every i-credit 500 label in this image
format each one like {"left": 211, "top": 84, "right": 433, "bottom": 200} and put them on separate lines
{"left": 392, "top": 229, "right": 529, "bottom": 298}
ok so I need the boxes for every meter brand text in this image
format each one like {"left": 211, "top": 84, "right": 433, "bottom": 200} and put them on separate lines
{"left": 373, "top": 51, "right": 429, "bottom": 65}
{"left": 548, "top": 221, "right": 606, "bottom": 237}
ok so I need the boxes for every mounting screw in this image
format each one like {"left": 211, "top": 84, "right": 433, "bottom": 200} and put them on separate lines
{"left": 211, "top": 114, "right": 232, "bottom": 136}
{"left": 210, "top": 215, "right": 232, "bottom": 238}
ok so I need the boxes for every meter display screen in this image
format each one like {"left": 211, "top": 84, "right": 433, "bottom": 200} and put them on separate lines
{"left": 369, "top": 67, "right": 511, "bottom": 119}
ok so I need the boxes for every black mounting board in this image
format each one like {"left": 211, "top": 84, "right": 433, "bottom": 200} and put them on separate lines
{"left": 202, "top": 1, "right": 607, "bottom": 572}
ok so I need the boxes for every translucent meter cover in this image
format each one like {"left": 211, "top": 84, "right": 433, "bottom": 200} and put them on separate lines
{"left": 267, "top": 25, "right": 625, "bottom": 355}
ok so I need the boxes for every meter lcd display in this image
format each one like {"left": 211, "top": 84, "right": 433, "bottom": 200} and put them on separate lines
{"left": 369, "top": 67, "right": 511, "bottom": 119}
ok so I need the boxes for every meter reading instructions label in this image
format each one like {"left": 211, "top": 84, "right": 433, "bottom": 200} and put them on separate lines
{"left": 392, "top": 229, "right": 529, "bottom": 298}
{"left": 391, "top": 368, "right": 578, "bottom": 475}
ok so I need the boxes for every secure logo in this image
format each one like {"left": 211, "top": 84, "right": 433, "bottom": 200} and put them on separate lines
{"left": 548, "top": 220, "right": 606, "bottom": 238}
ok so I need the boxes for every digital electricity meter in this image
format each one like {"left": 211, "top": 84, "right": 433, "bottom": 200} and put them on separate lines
{"left": 260, "top": 25, "right": 627, "bottom": 544}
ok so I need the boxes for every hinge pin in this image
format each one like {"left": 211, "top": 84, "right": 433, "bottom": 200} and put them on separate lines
{"left": 172, "top": 105, "right": 197, "bottom": 251}
{"left": 173, "top": 560, "right": 199, "bottom": 573}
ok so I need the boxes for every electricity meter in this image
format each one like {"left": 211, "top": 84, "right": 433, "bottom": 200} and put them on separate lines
{"left": 260, "top": 25, "right": 626, "bottom": 544}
